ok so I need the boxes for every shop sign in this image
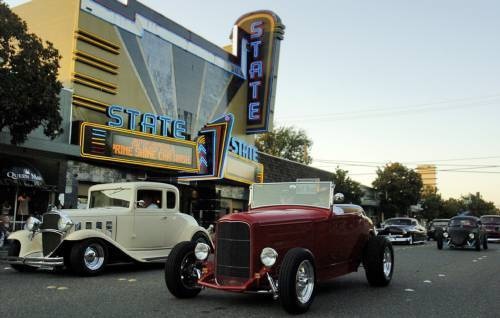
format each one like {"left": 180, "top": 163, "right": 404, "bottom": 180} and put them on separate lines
{"left": 229, "top": 137, "right": 258, "bottom": 162}
{"left": 6, "top": 170, "right": 43, "bottom": 182}
{"left": 224, "top": 152, "right": 264, "bottom": 185}
{"left": 107, "top": 105, "right": 187, "bottom": 139}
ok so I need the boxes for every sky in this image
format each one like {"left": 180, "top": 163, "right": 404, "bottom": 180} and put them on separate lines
{"left": 6, "top": 0, "right": 500, "bottom": 207}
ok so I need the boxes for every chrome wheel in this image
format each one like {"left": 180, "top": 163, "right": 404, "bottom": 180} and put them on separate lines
{"left": 383, "top": 246, "right": 392, "bottom": 278}
{"left": 296, "top": 260, "right": 314, "bottom": 304}
{"left": 84, "top": 244, "right": 105, "bottom": 271}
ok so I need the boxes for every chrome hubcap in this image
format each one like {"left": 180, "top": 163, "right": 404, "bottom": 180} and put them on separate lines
{"left": 383, "top": 246, "right": 392, "bottom": 278}
{"left": 296, "top": 260, "right": 314, "bottom": 304}
{"left": 84, "top": 245, "right": 104, "bottom": 270}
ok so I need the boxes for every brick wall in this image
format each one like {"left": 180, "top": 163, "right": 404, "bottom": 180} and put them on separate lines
{"left": 258, "top": 152, "right": 334, "bottom": 182}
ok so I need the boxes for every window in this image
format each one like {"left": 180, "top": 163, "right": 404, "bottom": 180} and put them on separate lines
{"left": 166, "top": 191, "right": 176, "bottom": 209}
{"left": 137, "top": 190, "right": 162, "bottom": 209}
{"left": 89, "top": 188, "right": 131, "bottom": 208}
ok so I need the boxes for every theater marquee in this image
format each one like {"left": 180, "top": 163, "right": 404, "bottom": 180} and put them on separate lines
{"left": 80, "top": 122, "right": 199, "bottom": 172}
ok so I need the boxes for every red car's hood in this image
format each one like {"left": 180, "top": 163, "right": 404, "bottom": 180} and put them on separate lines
{"left": 219, "top": 205, "right": 330, "bottom": 225}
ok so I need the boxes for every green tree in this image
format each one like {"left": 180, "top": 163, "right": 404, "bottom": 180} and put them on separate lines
{"left": 459, "top": 192, "right": 498, "bottom": 217}
{"left": 420, "top": 187, "right": 444, "bottom": 221}
{"left": 256, "top": 126, "right": 313, "bottom": 164}
{"left": 0, "top": 1, "right": 62, "bottom": 145}
{"left": 372, "top": 162, "right": 423, "bottom": 218}
{"left": 331, "top": 167, "right": 363, "bottom": 204}
{"left": 442, "top": 197, "right": 465, "bottom": 218}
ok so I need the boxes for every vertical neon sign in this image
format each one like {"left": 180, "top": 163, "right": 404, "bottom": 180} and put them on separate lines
{"left": 235, "top": 11, "right": 285, "bottom": 134}
{"left": 247, "top": 20, "right": 264, "bottom": 122}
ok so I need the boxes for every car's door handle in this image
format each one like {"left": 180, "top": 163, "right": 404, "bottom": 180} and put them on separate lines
{"left": 161, "top": 216, "right": 168, "bottom": 220}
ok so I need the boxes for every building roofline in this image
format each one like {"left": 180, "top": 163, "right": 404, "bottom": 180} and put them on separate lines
{"left": 92, "top": 0, "right": 238, "bottom": 64}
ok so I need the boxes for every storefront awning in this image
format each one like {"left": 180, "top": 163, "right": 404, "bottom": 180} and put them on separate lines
{"left": 0, "top": 159, "right": 45, "bottom": 187}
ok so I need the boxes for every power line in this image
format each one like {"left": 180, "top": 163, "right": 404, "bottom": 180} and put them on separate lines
{"left": 278, "top": 101, "right": 498, "bottom": 123}
{"left": 314, "top": 155, "right": 500, "bottom": 165}
{"left": 277, "top": 94, "right": 500, "bottom": 121}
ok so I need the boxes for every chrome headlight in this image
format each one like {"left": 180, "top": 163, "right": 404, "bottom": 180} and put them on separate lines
{"left": 26, "top": 217, "right": 41, "bottom": 231}
{"left": 468, "top": 233, "right": 475, "bottom": 239}
{"left": 57, "top": 214, "right": 73, "bottom": 231}
{"left": 194, "top": 242, "right": 210, "bottom": 261}
{"left": 443, "top": 232, "right": 449, "bottom": 238}
{"left": 260, "top": 247, "right": 278, "bottom": 267}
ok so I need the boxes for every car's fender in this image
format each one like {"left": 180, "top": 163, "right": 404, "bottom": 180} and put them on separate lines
{"left": 172, "top": 213, "right": 213, "bottom": 246}
{"left": 8, "top": 230, "right": 42, "bottom": 257}
{"left": 57, "top": 230, "right": 142, "bottom": 262}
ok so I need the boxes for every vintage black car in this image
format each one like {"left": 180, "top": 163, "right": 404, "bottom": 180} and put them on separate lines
{"left": 378, "top": 217, "right": 427, "bottom": 245}
{"left": 480, "top": 215, "right": 500, "bottom": 243}
{"left": 436, "top": 216, "right": 487, "bottom": 250}
{"left": 426, "top": 218, "right": 450, "bottom": 240}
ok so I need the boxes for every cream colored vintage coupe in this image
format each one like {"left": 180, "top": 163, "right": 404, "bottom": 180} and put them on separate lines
{"left": 4, "top": 182, "right": 211, "bottom": 276}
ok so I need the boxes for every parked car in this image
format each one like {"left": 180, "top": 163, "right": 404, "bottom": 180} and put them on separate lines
{"left": 426, "top": 218, "right": 450, "bottom": 240}
{"left": 164, "top": 182, "right": 394, "bottom": 314}
{"left": 436, "top": 216, "right": 487, "bottom": 251}
{"left": 480, "top": 215, "right": 500, "bottom": 242}
{"left": 378, "top": 217, "right": 427, "bottom": 244}
{"left": 3, "top": 182, "right": 211, "bottom": 276}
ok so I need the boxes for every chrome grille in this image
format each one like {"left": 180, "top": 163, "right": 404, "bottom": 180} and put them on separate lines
{"left": 41, "top": 213, "right": 63, "bottom": 256}
{"left": 450, "top": 230, "right": 467, "bottom": 246}
{"left": 216, "top": 222, "right": 250, "bottom": 281}
{"left": 41, "top": 213, "right": 60, "bottom": 230}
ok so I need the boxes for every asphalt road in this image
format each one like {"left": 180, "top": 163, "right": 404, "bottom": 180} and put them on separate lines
{"left": 1, "top": 242, "right": 499, "bottom": 318}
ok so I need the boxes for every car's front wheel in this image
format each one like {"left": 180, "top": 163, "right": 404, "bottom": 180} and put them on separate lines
{"left": 436, "top": 236, "right": 443, "bottom": 250}
{"left": 483, "top": 235, "right": 488, "bottom": 250}
{"left": 363, "top": 235, "right": 394, "bottom": 286}
{"left": 69, "top": 239, "right": 108, "bottom": 276}
{"left": 475, "top": 236, "right": 481, "bottom": 251}
{"left": 278, "top": 248, "right": 316, "bottom": 314}
{"left": 408, "top": 234, "right": 414, "bottom": 245}
{"left": 8, "top": 240, "right": 37, "bottom": 272}
{"left": 165, "top": 241, "right": 201, "bottom": 298}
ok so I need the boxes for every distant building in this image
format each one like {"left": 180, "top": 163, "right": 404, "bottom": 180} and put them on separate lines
{"left": 416, "top": 164, "right": 437, "bottom": 191}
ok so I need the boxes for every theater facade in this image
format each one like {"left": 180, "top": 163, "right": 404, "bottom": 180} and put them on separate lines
{"left": 0, "top": 0, "right": 285, "bottom": 227}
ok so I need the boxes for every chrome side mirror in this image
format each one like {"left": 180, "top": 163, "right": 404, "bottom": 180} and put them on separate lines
{"left": 136, "top": 200, "right": 145, "bottom": 208}
{"left": 334, "top": 193, "right": 344, "bottom": 203}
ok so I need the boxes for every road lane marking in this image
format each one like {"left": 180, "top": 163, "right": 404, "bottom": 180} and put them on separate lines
{"left": 404, "top": 288, "right": 415, "bottom": 292}
{"left": 128, "top": 279, "right": 137, "bottom": 282}
{"left": 438, "top": 274, "right": 446, "bottom": 277}
{"left": 57, "top": 287, "right": 68, "bottom": 290}
{"left": 423, "top": 280, "right": 432, "bottom": 284}
{"left": 118, "top": 278, "right": 127, "bottom": 281}
{"left": 46, "top": 286, "right": 57, "bottom": 289}
{"left": 473, "top": 260, "right": 478, "bottom": 262}
{"left": 3, "top": 267, "right": 10, "bottom": 270}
